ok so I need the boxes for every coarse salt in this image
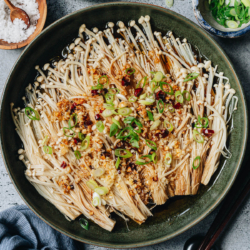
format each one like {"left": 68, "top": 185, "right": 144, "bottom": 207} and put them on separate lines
{"left": 0, "top": 0, "right": 40, "bottom": 43}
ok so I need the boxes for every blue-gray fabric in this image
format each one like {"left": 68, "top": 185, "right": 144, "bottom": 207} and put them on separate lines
{"left": 0, "top": 205, "right": 84, "bottom": 250}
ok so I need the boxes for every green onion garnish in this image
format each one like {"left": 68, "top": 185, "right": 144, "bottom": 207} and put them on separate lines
{"left": 153, "top": 71, "right": 164, "bottom": 82}
{"left": 125, "top": 68, "right": 135, "bottom": 75}
{"left": 195, "top": 115, "right": 209, "bottom": 128}
{"left": 43, "top": 146, "right": 52, "bottom": 154}
{"left": 79, "top": 218, "right": 89, "bottom": 230}
{"left": 78, "top": 132, "right": 85, "bottom": 140}
{"left": 103, "top": 103, "right": 115, "bottom": 110}
{"left": 63, "top": 127, "right": 75, "bottom": 137}
{"left": 102, "top": 109, "right": 116, "bottom": 117}
{"left": 124, "top": 117, "right": 143, "bottom": 133}
{"left": 74, "top": 150, "right": 81, "bottom": 159}
{"left": 91, "top": 83, "right": 103, "bottom": 90}
{"left": 165, "top": 153, "right": 172, "bottom": 165}
{"left": 25, "top": 107, "right": 40, "bottom": 120}
{"left": 115, "top": 157, "right": 121, "bottom": 169}
{"left": 92, "top": 195, "right": 101, "bottom": 207}
{"left": 146, "top": 139, "right": 157, "bottom": 151}
{"left": 182, "top": 90, "right": 191, "bottom": 101}
{"left": 166, "top": 104, "right": 175, "bottom": 113}
{"left": 86, "top": 180, "right": 98, "bottom": 190}
{"left": 112, "top": 118, "right": 122, "bottom": 128}
{"left": 42, "top": 135, "right": 48, "bottom": 146}
{"left": 157, "top": 100, "right": 164, "bottom": 113}
{"left": 68, "top": 113, "right": 78, "bottom": 129}
{"left": 108, "top": 88, "right": 120, "bottom": 94}
{"left": 114, "top": 149, "right": 133, "bottom": 158}
{"left": 150, "top": 120, "right": 161, "bottom": 131}
{"left": 94, "top": 187, "right": 109, "bottom": 195}
{"left": 159, "top": 81, "right": 174, "bottom": 95}
{"left": 98, "top": 75, "right": 109, "bottom": 86}
{"left": 81, "top": 135, "right": 90, "bottom": 150}
{"left": 164, "top": 120, "right": 174, "bottom": 132}
{"left": 147, "top": 111, "right": 154, "bottom": 121}
{"left": 136, "top": 76, "right": 147, "bottom": 88}
{"left": 136, "top": 152, "right": 157, "bottom": 165}
{"left": 184, "top": 73, "right": 199, "bottom": 82}
{"left": 175, "top": 91, "right": 184, "bottom": 104}
{"left": 150, "top": 81, "right": 158, "bottom": 92}
{"left": 105, "top": 93, "right": 114, "bottom": 104}
{"left": 110, "top": 123, "right": 119, "bottom": 137}
{"left": 96, "top": 121, "right": 104, "bottom": 133}
{"left": 128, "top": 96, "right": 138, "bottom": 102}
{"left": 193, "top": 156, "right": 201, "bottom": 170}
{"left": 118, "top": 107, "right": 132, "bottom": 116}
{"left": 193, "top": 130, "right": 204, "bottom": 144}
{"left": 139, "top": 93, "right": 147, "bottom": 100}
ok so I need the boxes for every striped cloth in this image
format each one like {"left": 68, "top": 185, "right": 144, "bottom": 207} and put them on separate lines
{"left": 0, "top": 205, "right": 83, "bottom": 250}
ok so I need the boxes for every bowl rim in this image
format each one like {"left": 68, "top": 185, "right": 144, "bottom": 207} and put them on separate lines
{"left": 0, "top": 2, "right": 248, "bottom": 248}
{"left": 192, "top": 0, "right": 250, "bottom": 38}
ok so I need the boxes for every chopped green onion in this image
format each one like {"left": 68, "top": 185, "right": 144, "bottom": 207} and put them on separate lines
{"left": 159, "top": 81, "right": 174, "bottom": 95}
{"left": 81, "top": 135, "right": 90, "bottom": 150}
{"left": 110, "top": 123, "right": 119, "bottom": 137}
{"left": 139, "top": 98, "right": 155, "bottom": 105}
{"left": 153, "top": 71, "right": 164, "bottom": 82}
{"left": 195, "top": 115, "right": 209, "bottom": 128}
{"left": 225, "top": 20, "right": 239, "bottom": 28}
{"left": 136, "top": 76, "right": 147, "bottom": 88}
{"left": 105, "top": 93, "right": 114, "bottom": 104}
{"left": 146, "top": 139, "right": 157, "bottom": 151}
{"left": 112, "top": 118, "right": 122, "bottom": 128}
{"left": 150, "top": 81, "right": 158, "bottom": 92}
{"left": 184, "top": 73, "right": 199, "bottom": 82}
{"left": 193, "top": 130, "right": 204, "bottom": 143}
{"left": 63, "top": 127, "right": 75, "bottom": 137}
{"left": 175, "top": 91, "right": 184, "bottom": 104}
{"left": 103, "top": 103, "right": 115, "bottom": 110}
{"left": 165, "top": 153, "right": 172, "bottom": 165}
{"left": 115, "top": 157, "right": 121, "bottom": 169}
{"left": 193, "top": 156, "right": 201, "bottom": 170}
{"left": 79, "top": 218, "right": 89, "bottom": 230}
{"left": 182, "top": 90, "right": 191, "bottom": 101}
{"left": 42, "top": 135, "right": 49, "bottom": 146}
{"left": 86, "top": 180, "right": 98, "bottom": 190}
{"left": 43, "top": 146, "right": 52, "bottom": 154}
{"left": 94, "top": 187, "right": 109, "bottom": 195}
{"left": 139, "top": 93, "right": 147, "bottom": 100}
{"left": 68, "top": 113, "right": 78, "bottom": 129}
{"left": 25, "top": 107, "right": 40, "bottom": 120}
{"left": 150, "top": 120, "right": 161, "bottom": 131}
{"left": 166, "top": 103, "right": 175, "bottom": 113}
{"left": 242, "top": 0, "right": 250, "bottom": 7}
{"left": 74, "top": 150, "right": 81, "bottom": 159}
{"left": 164, "top": 120, "right": 174, "bottom": 132}
{"left": 108, "top": 88, "right": 120, "bottom": 94}
{"left": 93, "top": 168, "right": 105, "bottom": 177}
{"left": 136, "top": 153, "right": 157, "bottom": 165}
{"left": 116, "top": 127, "right": 133, "bottom": 140}
{"left": 91, "top": 83, "right": 103, "bottom": 90}
{"left": 92, "top": 193, "right": 101, "bottom": 207}
{"left": 125, "top": 68, "right": 135, "bottom": 75}
{"left": 157, "top": 100, "right": 164, "bottom": 113}
{"left": 114, "top": 148, "right": 133, "bottom": 158}
{"left": 166, "top": 0, "right": 174, "bottom": 8}
{"left": 147, "top": 110, "right": 154, "bottom": 121}
{"left": 96, "top": 121, "right": 105, "bottom": 133}
{"left": 78, "top": 132, "right": 85, "bottom": 140}
{"left": 102, "top": 109, "right": 116, "bottom": 117}
{"left": 128, "top": 96, "right": 137, "bottom": 102}
{"left": 118, "top": 107, "right": 132, "bottom": 116}
{"left": 98, "top": 75, "right": 109, "bottom": 86}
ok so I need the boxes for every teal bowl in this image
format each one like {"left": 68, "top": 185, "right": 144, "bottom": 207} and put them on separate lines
{"left": 0, "top": 2, "right": 248, "bottom": 248}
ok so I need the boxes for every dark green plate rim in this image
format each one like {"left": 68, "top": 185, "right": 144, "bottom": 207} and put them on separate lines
{"left": 0, "top": 2, "right": 248, "bottom": 248}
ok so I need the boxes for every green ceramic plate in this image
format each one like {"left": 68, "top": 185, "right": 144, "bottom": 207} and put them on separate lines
{"left": 0, "top": 2, "right": 248, "bottom": 248}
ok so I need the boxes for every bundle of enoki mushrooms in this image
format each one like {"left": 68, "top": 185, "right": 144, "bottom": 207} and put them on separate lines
{"left": 11, "top": 16, "right": 238, "bottom": 231}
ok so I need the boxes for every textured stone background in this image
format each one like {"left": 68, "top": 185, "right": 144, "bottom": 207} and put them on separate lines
{"left": 1, "top": 0, "right": 250, "bottom": 249}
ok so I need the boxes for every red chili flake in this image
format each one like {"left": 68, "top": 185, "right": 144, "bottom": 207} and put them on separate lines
{"left": 60, "top": 161, "right": 67, "bottom": 169}
{"left": 100, "top": 109, "right": 104, "bottom": 113}
{"left": 91, "top": 90, "right": 99, "bottom": 96}
{"left": 70, "top": 103, "right": 77, "bottom": 113}
{"left": 74, "top": 138, "right": 81, "bottom": 144}
{"left": 95, "top": 114, "right": 101, "bottom": 120}
{"left": 155, "top": 90, "right": 165, "bottom": 101}
{"left": 121, "top": 77, "right": 129, "bottom": 86}
{"left": 202, "top": 129, "right": 214, "bottom": 137}
{"left": 134, "top": 88, "right": 143, "bottom": 97}
{"left": 173, "top": 102, "right": 181, "bottom": 109}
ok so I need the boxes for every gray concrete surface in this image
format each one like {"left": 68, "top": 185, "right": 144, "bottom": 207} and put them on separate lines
{"left": 1, "top": 0, "right": 250, "bottom": 249}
